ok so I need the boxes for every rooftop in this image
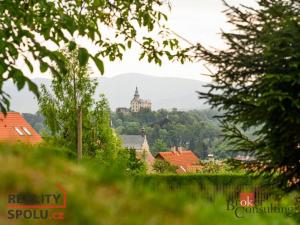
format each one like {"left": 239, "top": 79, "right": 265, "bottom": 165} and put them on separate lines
{"left": 155, "top": 149, "right": 200, "bottom": 167}
{"left": 120, "top": 135, "right": 144, "bottom": 150}
{"left": 0, "top": 112, "right": 42, "bottom": 144}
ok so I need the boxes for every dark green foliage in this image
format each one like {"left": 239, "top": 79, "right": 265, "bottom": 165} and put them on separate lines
{"left": 112, "top": 109, "right": 223, "bottom": 158}
{"left": 153, "top": 160, "right": 178, "bottom": 174}
{"left": 151, "top": 139, "right": 169, "bottom": 155}
{"left": 136, "top": 174, "right": 263, "bottom": 194}
{"left": 197, "top": 0, "right": 300, "bottom": 191}
{"left": 200, "top": 161, "right": 232, "bottom": 174}
{"left": 1, "top": 143, "right": 297, "bottom": 225}
{"left": 0, "top": 0, "right": 191, "bottom": 113}
{"left": 124, "top": 148, "right": 146, "bottom": 175}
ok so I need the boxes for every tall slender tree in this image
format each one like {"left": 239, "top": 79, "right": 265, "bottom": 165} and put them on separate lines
{"left": 39, "top": 49, "right": 119, "bottom": 159}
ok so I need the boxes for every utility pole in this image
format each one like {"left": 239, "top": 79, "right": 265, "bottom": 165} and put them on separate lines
{"left": 77, "top": 105, "right": 82, "bottom": 160}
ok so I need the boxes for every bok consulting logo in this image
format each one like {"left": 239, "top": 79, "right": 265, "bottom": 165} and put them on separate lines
{"left": 240, "top": 193, "right": 255, "bottom": 207}
{"left": 7, "top": 183, "right": 67, "bottom": 220}
{"left": 227, "top": 191, "right": 296, "bottom": 218}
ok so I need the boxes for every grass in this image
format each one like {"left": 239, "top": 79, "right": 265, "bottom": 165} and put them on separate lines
{"left": 0, "top": 143, "right": 298, "bottom": 225}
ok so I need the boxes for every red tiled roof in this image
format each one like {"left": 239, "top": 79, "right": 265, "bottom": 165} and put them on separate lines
{"left": 155, "top": 150, "right": 200, "bottom": 167}
{"left": 0, "top": 112, "right": 42, "bottom": 144}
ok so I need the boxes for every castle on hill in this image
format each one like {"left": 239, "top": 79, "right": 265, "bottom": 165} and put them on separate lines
{"left": 117, "top": 87, "right": 152, "bottom": 113}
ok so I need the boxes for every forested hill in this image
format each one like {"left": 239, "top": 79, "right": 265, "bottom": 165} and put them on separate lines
{"left": 111, "top": 109, "right": 227, "bottom": 159}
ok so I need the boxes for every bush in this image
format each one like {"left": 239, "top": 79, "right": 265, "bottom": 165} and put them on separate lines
{"left": 199, "top": 161, "right": 239, "bottom": 174}
{"left": 153, "top": 159, "right": 177, "bottom": 173}
{"left": 0, "top": 143, "right": 298, "bottom": 225}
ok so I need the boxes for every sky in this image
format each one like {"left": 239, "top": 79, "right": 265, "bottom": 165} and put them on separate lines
{"left": 20, "top": 0, "right": 257, "bottom": 82}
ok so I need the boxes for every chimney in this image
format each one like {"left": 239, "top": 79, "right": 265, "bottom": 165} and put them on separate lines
{"left": 177, "top": 147, "right": 183, "bottom": 153}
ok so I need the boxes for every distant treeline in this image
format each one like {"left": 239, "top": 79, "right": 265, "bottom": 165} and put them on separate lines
{"left": 23, "top": 112, "right": 46, "bottom": 134}
{"left": 111, "top": 109, "right": 232, "bottom": 159}
{"left": 23, "top": 109, "right": 234, "bottom": 159}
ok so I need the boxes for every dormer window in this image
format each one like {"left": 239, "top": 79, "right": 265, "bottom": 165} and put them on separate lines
{"left": 15, "top": 127, "right": 24, "bottom": 136}
{"left": 22, "top": 127, "right": 32, "bottom": 136}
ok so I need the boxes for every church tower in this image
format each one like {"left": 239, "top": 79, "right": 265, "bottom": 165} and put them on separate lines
{"left": 134, "top": 87, "right": 140, "bottom": 99}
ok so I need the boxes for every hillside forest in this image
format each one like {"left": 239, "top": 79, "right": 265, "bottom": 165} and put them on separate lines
{"left": 23, "top": 108, "right": 232, "bottom": 159}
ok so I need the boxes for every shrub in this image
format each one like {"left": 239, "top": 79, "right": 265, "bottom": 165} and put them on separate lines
{"left": 0, "top": 143, "right": 298, "bottom": 225}
{"left": 153, "top": 159, "right": 178, "bottom": 173}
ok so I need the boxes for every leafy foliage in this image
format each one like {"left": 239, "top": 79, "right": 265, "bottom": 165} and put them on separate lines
{"left": 200, "top": 161, "right": 234, "bottom": 174}
{"left": 23, "top": 109, "right": 233, "bottom": 159}
{"left": 112, "top": 109, "right": 223, "bottom": 158}
{"left": 197, "top": 0, "right": 300, "bottom": 191}
{"left": 151, "top": 139, "right": 169, "bottom": 155}
{"left": 123, "top": 148, "right": 146, "bottom": 175}
{"left": 153, "top": 159, "right": 177, "bottom": 174}
{"left": 38, "top": 49, "right": 120, "bottom": 158}
{"left": 0, "top": 0, "right": 191, "bottom": 113}
{"left": 1, "top": 143, "right": 298, "bottom": 225}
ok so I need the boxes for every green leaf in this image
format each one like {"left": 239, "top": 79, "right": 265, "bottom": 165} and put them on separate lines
{"left": 93, "top": 0, "right": 104, "bottom": 7}
{"left": 127, "top": 41, "right": 132, "bottom": 48}
{"left": 116, "top": 18, "right": 123, "bottom": 29}
{"left": 40, "top": 61, "right": 48, "bottom": 73}
{"left": 68, "top": 41, "right": 76, "bottom": 51}
{"left": 93, "top": 57, "right": 104, "bottom": 74}
{"left": 27, "top": 80, "right": 39, "bottom": 98}
{"left": 139, "top": 52, "right": 146, "bottom": 60}
{"left": 78, "top": 48, "right": 89, "bottom": 66}
{"left": 24, "top": 58, "right": 33, "bottom": 73}
{"left": 0, "top": 63, "right": 6, "bottom": 75}
{"left": 10, "top": 68, "right": 25, "bottom": 90}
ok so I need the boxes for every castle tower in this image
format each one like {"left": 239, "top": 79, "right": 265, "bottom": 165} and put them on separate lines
{"left": 134, "top": 87, "right": 140, "bottom": 99}
{"left": 130, "top": 87, "right": 141, "bottom": 112}
{"left": 130, "top": 86, "right": 151, "bottom": 112}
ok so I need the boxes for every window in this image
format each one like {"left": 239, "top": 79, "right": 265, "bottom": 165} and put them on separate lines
{"left": 22, "top": 127, "right": 32, "bottom": 136}
{"left": 15, "top": 127, "right": 24, "bottom": 136}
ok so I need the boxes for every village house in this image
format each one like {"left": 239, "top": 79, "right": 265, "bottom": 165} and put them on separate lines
{"left": 0, "top": 112, "right": 42, "bottom": 144}
{"left": 119, "top": 129, "right": 154, "bottom": 170}
{"left": 155, "top": 147, "right": 203, "bottom": 173}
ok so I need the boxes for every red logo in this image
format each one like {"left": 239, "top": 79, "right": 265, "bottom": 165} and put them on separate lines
{"left": 7, "top": 183, "right": 66, "bottom": 220}
{"left": 240, "top": 193, "right": 254, "bottom": 207}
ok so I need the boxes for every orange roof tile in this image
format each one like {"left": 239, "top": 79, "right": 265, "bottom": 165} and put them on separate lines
{"left": 155, "top": 150, "right": 200, "bottom": 167}
{"left": 0, "top": 112, "right": 42, "bottom": 144}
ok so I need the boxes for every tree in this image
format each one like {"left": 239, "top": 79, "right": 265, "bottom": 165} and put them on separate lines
{"left": 125, "top": 149, "right": 146, "bottom": 175}
{"left": 151, "top": 139, "right": 168, "bottom": 156}
{"left": 112, "top": 109, "right": 222, "bottom": 156}
{"left": 0, "top": 0, "right": 191, "bottom": 113}
{"left": 39, "top": 49, "right": 119, "bottom": 158}
{"left": 197, "top": 0, "right": 300, "bottom": 191}
{"left": 91, "top": 95, "right": 121, "bottom": 160}
{"left": 153, "top": 159, "right": 177, "bottom": 174}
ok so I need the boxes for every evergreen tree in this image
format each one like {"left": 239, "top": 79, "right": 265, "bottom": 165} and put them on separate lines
{"left": 198, "top": 0, "right": 300, "bottom": 191}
